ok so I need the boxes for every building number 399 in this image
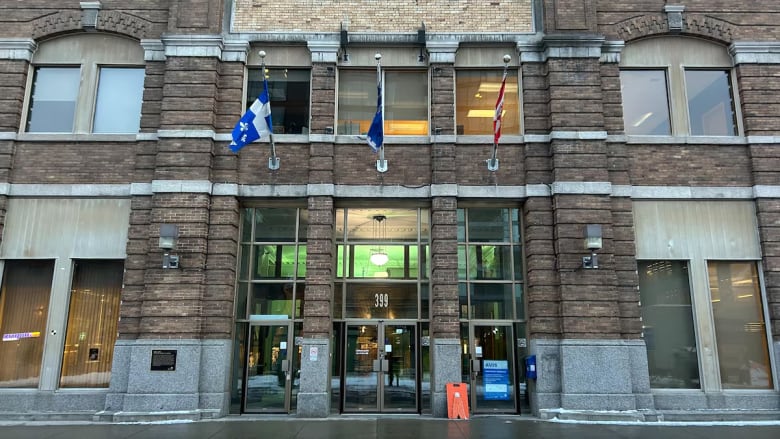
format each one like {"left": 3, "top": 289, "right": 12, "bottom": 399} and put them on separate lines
{"left": 374, "top": 293, "right": 389, "bottom": 308}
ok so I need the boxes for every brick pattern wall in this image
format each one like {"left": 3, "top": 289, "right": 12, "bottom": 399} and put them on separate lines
{"left": 757, "top": 199, "right": 780, "bottom": 340}
{"left": 0, "top": 60, "right": 26, "bottom": 132}
{"left": 430, "top": 197, "right": 459, "bottom": 340}
{"left": 202, "top": 196, "right": 239, "bottom": 340}
{"left": 431, "top": 64, "right": 455, "bottom": 184}
{"left": 119, "top": 196, "right": 153, "bottom": 339}
{"left": 612, "top": 197, "right": 640, "bottom": 339}
{"left": 737, "top": 65, "right": 780, "bottom": 136}
{"left": 232, "top": 0, "right": 534, "bottom": 33}
{"left": 304, "top": 196, "right": 334, "bottom": 339}
{"left": 547, "top": 58, "right": 604, "bottom": 131}
{"left": 522, "top": 62, "right": 551, "bottom": 134}
{"left": 311, "top": 63, "right": 336, "bottom": 135}
{"left": 524, "top": 197, "right": 560, "bottom": 338}
{"left": 138, "top": 193, "right": 211, "bottom": 339}
{"left": 627, "top": 145, "right": 753, "bottom": 187}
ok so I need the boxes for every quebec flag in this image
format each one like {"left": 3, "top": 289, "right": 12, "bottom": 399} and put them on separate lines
{"left": 366, "top": 84, "right": 383, "bottom": 152}
{"left": 229, "top": 76, "right": 272, "bottom": 152}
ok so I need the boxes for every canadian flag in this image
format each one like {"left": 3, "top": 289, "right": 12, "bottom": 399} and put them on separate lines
{"left": 493, "top": 69, "right": 507, "bottom": 145}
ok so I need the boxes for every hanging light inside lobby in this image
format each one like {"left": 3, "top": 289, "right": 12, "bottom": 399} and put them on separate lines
{"left": 370, "top": 214, "right": 389, "bottom": 266}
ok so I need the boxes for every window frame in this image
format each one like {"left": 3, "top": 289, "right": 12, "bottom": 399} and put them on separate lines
{"left": 21, "top": 33, "right": 145, "bottom": 136}
{"left": 245, "top": 67, "right": 312, "bottom": 136}
{"left": 619, "top": 36, "right": 743, "bottom": 138}
{"left": 336, "top": 68, "right": 430, "bottom": 137}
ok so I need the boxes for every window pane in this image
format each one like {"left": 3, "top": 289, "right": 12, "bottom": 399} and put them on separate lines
{"left": 620, "top": 70, "right": 671, "bottom": 135}
{"left": 468, "top": 245, "right": 512, "bottom": 280}
{"left": 638, "top": 261, "right": 700, "bottom": 389}
{"left": 385, "top": 71, "right": 428, "bottom": 135}
{"left": 344, "top": 283, "right": 417, "bottom": 319}
{"left": 60, "top": 260, "right": 123, "bottom": 388}
{"left": 338, "top": 70, "right": 374, "bottom": 135}
{"left": 248, "top": 69, "right": 310, "bottom": 134}
{"left": 93, "top": 68, "right": 144, "bottom": 133}
{"left": 470, "top": 284, "right": 512, "bottom": 319}
{"left": 27, "top": 67, "right": 80, "bottom": 133}
{"left": 468, "top": 208, "right": 511, "bottom": 242}
{"left": 333, "top": 282, "right": 343, "bottom": 319}
{"left": 685, "top": 70, "right": 736, "bottom": 136}
{"left": 254, "top": 208, "right": 297, "bottom": 242}
{"left": 0, "top": 260, "right": 54, "bottom": 388}
{"left": 456, "top": 70, "right": 519, "bottom": 136}
{"left": 347, "top": 244, "right": 409, "bottom": 279}
{"left": 708, "top": 261, "right": 773, "bottom": 389}
{"left": 250, "top": 283, "right": 293, "bottom": 318}
{"left": 253, "top": 245, "right": 299, "bottom": 279}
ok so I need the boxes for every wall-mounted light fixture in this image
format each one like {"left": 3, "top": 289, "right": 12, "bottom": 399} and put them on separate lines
{"left": 159, "top": 224, "right": 180, "bottom": 269}
{"left": 582, "top": 224, "right": 602, "bottom": 269}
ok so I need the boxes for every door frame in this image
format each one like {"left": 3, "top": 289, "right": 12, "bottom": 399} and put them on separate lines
{"left": 342, "top": 320, "right": 418, "bottom": 413}
{"left": 241, "top": 321, "right": 298, "bottom": 414}
{"left": 465, "top": 321, "right": 518, "bottom": 414}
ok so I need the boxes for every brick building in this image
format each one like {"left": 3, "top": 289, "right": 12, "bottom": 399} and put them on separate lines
{"left": 0, "top": 0, "right": 778, "bottom": 421}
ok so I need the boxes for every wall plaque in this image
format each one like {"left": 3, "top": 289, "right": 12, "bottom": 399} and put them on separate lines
{"left": 151, "top": 349, "right": 177, "bottom": 371}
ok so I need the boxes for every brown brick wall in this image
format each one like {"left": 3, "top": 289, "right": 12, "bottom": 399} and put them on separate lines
{"left": 524, "top": 197, "right": 561, "bottom": 338}
{"left": 304, "top": 196, "right": 334, "bottom": 339}
{"left": 547, "top": 58, "right": 604, "bottom": 131}
{"left": 522, "top": 62, "right": 551, "bottom": 134}
{"left": 737, "top": 65, "right": 780, "bottom": 136}
{"left": 430, "top": 197, "right": 459, "bottom": 340}
{"left": 627, "top": 145, "right": 753, "bottom": 187}
{"left": 0, "top": 60, "right": 27, "bottom": 133}
{"left": 756, "top": 199, "right": 780, "bottom": 339}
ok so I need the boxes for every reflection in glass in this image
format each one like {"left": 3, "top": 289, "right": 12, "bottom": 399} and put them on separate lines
{"left": 638, "top": 260, "right": 700, "bottom": 389}
{"left": 93, "top": 68, "right": 144, "bottom": 133}
{"left": 471, "top": 284, "right": 513, "bottom": 319}
{"left": 468, "top": 208, "right": 512, "bottom": 242}
{"left": 383, "top": 324, "right": 417, "bottom": 411}
{"left": 27, "top": 67, "right": 80, "bottom": 133}
{"left": 0, "top": 260, "right": 54, "bottom": 388}
{"left": 250, "top": 283, "right": 294, "bottom": 318}
{"left": 338, "top": 71, "right": 375, "bottom": 135}
{"left": 456, "top": 70, "right": 520, "bottom": 136}
{"left": 685, "top": 70, "right": 736, "bottom": 136}
{"left": 344, "top": 324, "right": 379, "bottom": 410}
{"left": 468, "top": 245, "right": 512, "bottom": 280}
{"left": 245, "top": 325, "right": 290, "bottom": 412}
{"left": 254, "top": 208, "right": 298, "bottom": 242}
{"left": 385, "top": 71, "right": 428, "bottom": 135}
{"left": 472, "top": 325, "right": 515, "bottom": 412}
{"left": 247, "top": 69, "right": 310, "bottom": 134}
{"left": 620, "top": 70, "right": 671, "bottom": 135}
{"left": 708, "top": 261, "right": 772, "bottom": 389}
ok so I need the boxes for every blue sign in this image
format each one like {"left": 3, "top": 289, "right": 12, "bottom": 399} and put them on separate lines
{"left": 482, "top": 360, "right": 510, "bottom": 400}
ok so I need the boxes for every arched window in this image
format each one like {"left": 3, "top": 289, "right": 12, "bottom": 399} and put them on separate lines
{"left": 24, "top": 33, "right": 145, "bottom": 134}
{"left": 620, "top": 37, "right": 740, "bottom": 137}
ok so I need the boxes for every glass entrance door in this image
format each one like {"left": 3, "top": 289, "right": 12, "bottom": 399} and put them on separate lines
{"left": 344, "top": 322, "right": 417, "bottom": 412}
{"left": 243, "top": 323, "right": 299, "bottom": 413}
{"left": 466, "top": 323, "right": 516, "bottom": 413}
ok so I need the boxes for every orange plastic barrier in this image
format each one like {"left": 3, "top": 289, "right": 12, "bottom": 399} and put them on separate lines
{"left": 446, "top": 382, "right": 470, "bottom": 420}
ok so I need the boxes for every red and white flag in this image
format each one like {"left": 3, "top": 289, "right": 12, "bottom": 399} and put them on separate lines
{"left": 493, "top": 69, "right": 507, "bottom": 145}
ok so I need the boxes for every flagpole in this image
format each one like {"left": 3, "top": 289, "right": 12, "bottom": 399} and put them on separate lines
{"left": 375, "top": 53, "right": 387, "bottom": 173}
{"left": 487, "top": 54, "right": 511, "bottom": 172}
{"left": 259, "top": 51, "right": 280, "bottom": 170}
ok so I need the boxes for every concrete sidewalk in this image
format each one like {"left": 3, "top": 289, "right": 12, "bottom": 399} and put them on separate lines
{"left": 1, "top": 416, "right": 780, "bottom": 439}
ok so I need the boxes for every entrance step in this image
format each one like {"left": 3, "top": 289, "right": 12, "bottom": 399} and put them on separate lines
{"left": 0, "top": 411, "right": 97, "bottom": 422}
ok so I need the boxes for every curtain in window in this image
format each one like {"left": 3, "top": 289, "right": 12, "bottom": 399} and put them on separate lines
{"left": 59, "top": 260, "right": 123, "bottom": 388}
{"left": 0, "top": 260, "right": 54, "bottom": 388}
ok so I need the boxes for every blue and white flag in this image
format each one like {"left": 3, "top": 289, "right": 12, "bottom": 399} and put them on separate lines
{"left": 366, "top": 84, "right": 383, "bottom": 152}
{"left": 229, "top": 76, "right": 273, "bottom": 152}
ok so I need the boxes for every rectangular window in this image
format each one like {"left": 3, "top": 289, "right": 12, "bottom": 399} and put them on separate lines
{"left": 26, "top": 67, "right": 80, "bottom": 133}
{"left": 638, "top": 260, "right": 700, "bottom": 389}
{"left": 0, "top": 260, "right": 54, "bottom": 388}
{"left": 93, "top": 67, "right": 145, "bottom": 134}
{"left": 457, "top": 208, "right": 524, "bottom": 321}
{"left": 456, "top": 70, "right": 520, "bottom": 136}
{"left": 59, "top": 260, "right": 123, "bottom": 388}
{"left": 247, "top": 68, "right": 311, "bottom": 134}
{"left": 707, "top": 261, "right": 773, "bottom": 389}
{"left": 238, "top": 208, "right": 307, "bottom": 319}
{"left": 685, "top": 70, "right": 737, "bottom": 136}
{"left": 620, "top": 70, "right": 672, "bottom": 135}
{"left": 338, "top": 70, "right": 428, "bottom": 136}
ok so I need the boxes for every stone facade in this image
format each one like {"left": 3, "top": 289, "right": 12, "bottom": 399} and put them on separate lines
{"left": 0, "top": 0, "right": 778, "bottom": 422}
